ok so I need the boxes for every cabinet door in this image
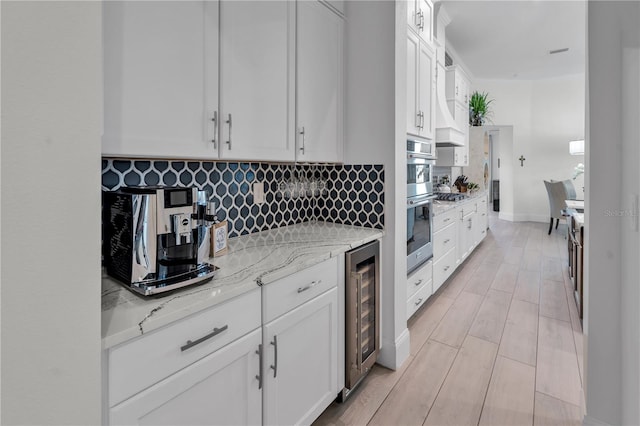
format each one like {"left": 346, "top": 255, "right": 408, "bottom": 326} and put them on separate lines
{"left": 417, "top": 0, "right": 433, "bottom": 44}
{"left": 103, "top": 1, "right": 218, "bottom": 159}
{"left": 406, "top": 31, "right": 421, "bottom": 136}
{"left": 263, "top": 288, "right": 338, "bottom": 426}
{"left": 407, "top": 0, "right": 419, "bottom": 34}
{"left": 457, "top": 211, "right": 475, "bottom": 262}
{"left": 475, "top": 199, "right": 488, "bottom": 243}
{"left": 109, "top": 329, "right": 261, "bottom": 426}
{"left": 418, "top": 41, "right": 436, "bottom": 139}
{"left": 297, "top": 1, "right": 344, "bottom": 163}
{"left": 219, "top": 1, "right": 295, "bottom": 161}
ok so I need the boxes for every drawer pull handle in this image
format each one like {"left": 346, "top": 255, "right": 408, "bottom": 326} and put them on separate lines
{"left": 415, "top": 298, "right": 423, "bottom": 306}
{"left": 444, "top": 218, "right": 451, "bottom": 222}
{"left": 444, "top": 239, "right": 450, "bottom": 244}
{"left": 256, "top": 344, "right": 263, "bottom": 389}
{"left": 415, "top": 279, "right": 423, "bottom": 286}
{"left": 444, "top": 266, "right": 450, "bottom": 271}
{"left": 181, "top": 324, "right": 229, "bottom": 352}
{"left": 270, "top": 335, "right": 278, "bottom": 378}
{"left": 298, "top": 280, "right": 321, "bottom": 293}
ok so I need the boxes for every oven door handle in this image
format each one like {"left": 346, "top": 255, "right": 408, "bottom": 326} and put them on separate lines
{"left": 407, "top": 152, "right": 436, "bottom": 161}
{"left": 407, "top": 194, "right": 437, "bottom": 207}
{"left": 355, "top": 272, "right": 363, "bottom": 372}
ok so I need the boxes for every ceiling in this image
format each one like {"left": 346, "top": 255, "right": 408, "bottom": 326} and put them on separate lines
{"left": 440, "top": 0, "right": 586, "bottom": 80}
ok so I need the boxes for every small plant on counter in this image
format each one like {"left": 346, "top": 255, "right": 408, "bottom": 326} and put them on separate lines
{"left": 469, "top": 91, "right": 494, "bottom": 126}
{"left": 467, "top": 182, "right": 479, "bottom": 192}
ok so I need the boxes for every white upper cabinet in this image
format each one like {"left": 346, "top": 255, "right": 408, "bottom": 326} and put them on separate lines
{"left": 103, "top": 1, "right": 218, "bottom": 159}
{"left": 297, "top": 1, "right": 345, "bottom": 163}
{"left": 446, "top": 66, "right": 470, "bottom": 106}
{"left": 407, "top": 0, "right": 433, "bottom": 44}
{"left": 407, "top": 31, "right": 435, "bottom": 140}
{"left": 218, "top": 1, "right": 295, "bottom": 162}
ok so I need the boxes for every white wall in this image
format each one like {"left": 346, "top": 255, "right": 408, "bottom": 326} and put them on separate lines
{"left": 585, "top": 2, "right": 640, "bottom": 425}
{"left": 473, "top": 75, "right": 585, "bottom": 222}
{"left": 345, "top": 0, "right": 410, "bottom": 369}
{"left": 1, "top": 2, "right": 102, "bottom": 424}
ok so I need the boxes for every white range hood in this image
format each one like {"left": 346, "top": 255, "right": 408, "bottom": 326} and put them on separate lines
{"left": 435, "top": 61, "right": 464, "bottom": 146}
{"left": 433, "top": 2, "right": 464, "bottom": 147}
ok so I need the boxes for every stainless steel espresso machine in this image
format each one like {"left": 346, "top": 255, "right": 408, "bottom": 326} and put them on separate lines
{"left": 103, "top": 186, "right": 218, "bottom": 296}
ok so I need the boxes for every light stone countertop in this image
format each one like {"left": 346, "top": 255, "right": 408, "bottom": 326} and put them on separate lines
{"left": 102, "top": 221, "right": 383, "bottom": 349}
{"left": 433, "top": 190, "right": 489, "bottom": 216}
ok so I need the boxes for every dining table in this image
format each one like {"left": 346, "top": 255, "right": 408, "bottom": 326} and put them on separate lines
{"left": 565, "top": 199, "right": 585, "bottom": 212}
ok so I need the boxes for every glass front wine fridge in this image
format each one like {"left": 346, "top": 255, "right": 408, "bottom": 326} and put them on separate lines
{"left": 342, "top": 240, "right": 380, "bottom": 400}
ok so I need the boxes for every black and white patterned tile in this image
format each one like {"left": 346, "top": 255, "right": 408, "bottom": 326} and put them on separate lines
{"left": 102, "top": 159, "right": 384, "bottom": 238}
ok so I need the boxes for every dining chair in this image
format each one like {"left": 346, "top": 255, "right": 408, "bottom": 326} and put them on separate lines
{"left": 544, "top": 180, "right": 570, "bottom": 235}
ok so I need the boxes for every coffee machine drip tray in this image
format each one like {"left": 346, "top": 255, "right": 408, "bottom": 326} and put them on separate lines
{"left": 131, "top": 263, "right": 219, "bottom": 297}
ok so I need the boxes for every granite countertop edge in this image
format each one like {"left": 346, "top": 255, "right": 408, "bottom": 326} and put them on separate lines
{"left": 102, "top": 221, "right": 384, "bottom": 350}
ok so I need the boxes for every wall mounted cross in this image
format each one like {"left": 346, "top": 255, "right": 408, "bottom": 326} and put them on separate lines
{"left": 518, "top": 155, "right": 526, "bottom": 167}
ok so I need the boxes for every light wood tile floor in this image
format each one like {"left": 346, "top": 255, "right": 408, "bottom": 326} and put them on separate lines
{"left": 314, "top": 213, "right": 584, "bottom": 426}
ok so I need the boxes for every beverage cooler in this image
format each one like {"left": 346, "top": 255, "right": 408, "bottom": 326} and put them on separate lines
{"left": 342, "top": 240, "right": 380, "bottom": 400}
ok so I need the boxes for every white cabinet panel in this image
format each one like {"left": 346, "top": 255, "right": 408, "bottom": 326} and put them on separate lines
{"left": 219, "top": 1, "right": 294, "bottom": 161}
{"left": 419, "top": 41, "right": 436, "bottom": 140}
{"left": 407, "top": 0, "right": 433, "bottom": 44}
{"left": 103, "top": 1, "right": 218, "bottom": 159}
{"left": 297, "top": 1, "right": 344, "bottom": 163}
{"left": 407, "top": 31, "right": 435, "bottom": 140}
{"left": 406, "top": 32, "right": 420, "bottom": 136}
{"left": 109, "top": 288, "right": 261, "bottom": 407}
{"left": 263, "top": 288, "right": 338, "bottom": 426}
{"left": 433, "top": 247, "right": 456, "bottom": 293}
{"left": 109, "top": 328, "right": 261, "bottom": 426}
{"left": 262, "top": 257, "right": 338, "bottom": 323}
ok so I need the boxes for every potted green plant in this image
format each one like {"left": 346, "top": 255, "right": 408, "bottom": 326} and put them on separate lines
{"left": 469, "top": 91, "right": 494, "bottom": 126}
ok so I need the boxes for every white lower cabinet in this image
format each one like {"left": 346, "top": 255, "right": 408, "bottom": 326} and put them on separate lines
{"left": 406, "top": 259, "right": 433, "bottom": 320}
{"left": 263, "top": 288, "right": 338, "bottom": 426}
{"left": 109, "top": 328, "right": 262, "bottom": 425}
{"left": 474, "top": 197, "right": 488, "bottom": 244}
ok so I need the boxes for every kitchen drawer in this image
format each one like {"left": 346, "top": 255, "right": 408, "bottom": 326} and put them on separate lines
{"left": 459, "top": 201, "right": 476, "bottom": 217}
{"left": 109, "top": 288, "right": 261, "bottom": 407}
{"left": 407, "top": 278, "right": 432, "bottom": 319}
{"left": 433, "top": 208, "right": 458, "bottom": 231}
{"left": 433, "top": 247, "right": 456, "bottom": 293}
{"left": 434, "top": 222, "right": 456, "bottom": 259}
{"left": 407, "top": 259, "right": 433, "bottom": 300}
{"left": 262, "top": 256, "right": 338, "bottom": 323}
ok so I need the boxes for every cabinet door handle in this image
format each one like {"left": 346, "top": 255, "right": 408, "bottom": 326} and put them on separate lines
{"left": 444, "top": 218, "right": 450, "bottom": 223}
{"left": 211, "top": 111, "right": 218, "bottom": 149}
{"left": 180, "top": 324, "right": 228, "bottom": 352}
{"left": 298, "top": 280, "right": 321, "bottom": 293}
{"left": 415, "top": 298, "right": 423, "bottom": 306}
{"left": 443, "top": 266, "right": 450, "bottom": 271}
{"left": 255, "top": 344, "right": 263, "bottom": 389}
{"left": 420, "top": 111, "right": 425, "bottom": 129}
{"left": 444, "top": 239, "right": 450, "bottom": 244}
{"left": 416, "top": 112, "right": 421, "bottom": 129}
{"left": 270, "top": 335, "right": 278, "bottom": 378}
{"left": 225, "top": 113, "right": 232, "bottom": 150}
{"left": 420, "top": 11, "right": 425, "bottom": 30}
{"left": 414, "top": 279, "right": 423, "bottom": 286}
{"left": 299, "top": 126, "right": 306, "bottom": 155}
{"left": 456, "top": 85, "right": 459, "bottom": 96}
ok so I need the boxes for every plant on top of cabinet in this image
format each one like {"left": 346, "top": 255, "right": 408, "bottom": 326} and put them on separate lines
{"left": 469, "top": 91, "right": 494, "bottom": 126}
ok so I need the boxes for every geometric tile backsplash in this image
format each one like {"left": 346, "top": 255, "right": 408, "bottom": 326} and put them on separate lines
{"left": 102, "top": 159, "right": 384, "bottom": 238}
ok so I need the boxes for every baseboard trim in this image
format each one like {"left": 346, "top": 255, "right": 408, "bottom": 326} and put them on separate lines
{"left": 377, "top": 327, "right": 410, "bottom": 370}
{"left": 583, "top": 414, "right": 613, "bottom": 426}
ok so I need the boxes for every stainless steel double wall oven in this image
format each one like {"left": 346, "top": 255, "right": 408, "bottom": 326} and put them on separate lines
{"left": 407, "top": 139, "right": 436, "bottom": 274}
